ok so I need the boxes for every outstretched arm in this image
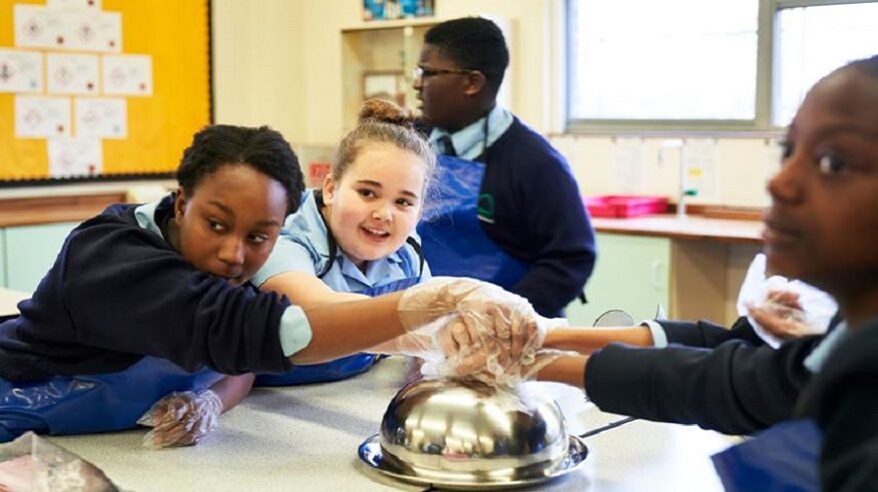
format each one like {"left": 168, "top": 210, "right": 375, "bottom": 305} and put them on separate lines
{"left": 210, "top": 373, "right": 256, "bottom": 413}
{"left": 290, "top": 292, "right": 407, "bottom": 364}
{"left": 543, "top": 326, "right": 654, "bottom": 354}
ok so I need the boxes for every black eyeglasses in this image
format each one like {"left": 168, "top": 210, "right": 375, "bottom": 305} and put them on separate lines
{"left": 412, "top": 66, "right": 474, "bottom": 81}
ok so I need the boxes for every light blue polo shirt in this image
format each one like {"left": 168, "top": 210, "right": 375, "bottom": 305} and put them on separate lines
{"left": 428, "top": 105, "right": 514, "bottom": 160}
{"left": 252, "top": 189, "right": 430, "bottom": 294}
{"left": 134, "top": 195, "right": 313, "bottom": 357}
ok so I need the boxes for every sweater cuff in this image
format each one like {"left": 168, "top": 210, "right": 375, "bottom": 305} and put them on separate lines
{"left": 641, "top": 319, "right": 668, "bottom": 348}
{"left": 278, "top": 305, "right": 313, "bottom": 356}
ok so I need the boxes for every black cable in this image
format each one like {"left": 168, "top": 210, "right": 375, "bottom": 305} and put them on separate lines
{"left": 578, "top": 416, "right": 637, "bottom": 439}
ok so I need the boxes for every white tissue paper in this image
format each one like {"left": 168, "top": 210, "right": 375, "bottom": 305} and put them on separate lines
{"left": 736, "top": 254, "right": 837, "bottom": 348}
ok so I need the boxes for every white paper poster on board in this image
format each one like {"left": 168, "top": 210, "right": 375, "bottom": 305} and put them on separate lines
{"left": 102, "top": 54, "right": 152, "bottom": 96}
{"left": 15, "top": 95, "right": 71, "bottom": 138}
{"left": 14, "top": 5, "right": 121, "bottom": 53}
{"left": 0, "top": 49, "right": 42, "bottom": 93}
{"left": 47, "top": 0, "right": 102, "bottom": 11}
{"left": 14, "top": 5, "right": 61, "bottom": 49}
{"left": 75, "top": 97, "right": 126, "bottom": 139}
{"left": 683, "top": 139, "right": 721, "bottom": 201}
{"left": 46, "top": 53, "right": 99, "bottom": 95}
{"left": 612, "top": 137, "right": 647, "bottom": 193}
{"left": 66, "top": 10, "right": 122, "bottom": 52}
{"left": 47, "top": 137, "right": 102, "bottom": 177}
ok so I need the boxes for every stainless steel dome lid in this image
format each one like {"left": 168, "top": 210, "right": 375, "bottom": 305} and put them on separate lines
{"left": 377, "top": 378, "right": 572, "bottom": 483}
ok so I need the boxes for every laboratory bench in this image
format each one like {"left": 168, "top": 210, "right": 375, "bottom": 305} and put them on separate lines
{"left": 45, "top": 357, "right": 736, "bottom": 492}
{"left": 591, "top": 214, "right": 763, "bottom": 245}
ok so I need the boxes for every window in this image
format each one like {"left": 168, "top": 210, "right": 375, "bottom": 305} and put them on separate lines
{"left": 566, "top": 0, "right": 878, "bottom": 132}
{"left": 568, "top": 0, "right": 759, "bottom": 122}
{"left": 774, "top": 2, "right": 878, "bottom": 125}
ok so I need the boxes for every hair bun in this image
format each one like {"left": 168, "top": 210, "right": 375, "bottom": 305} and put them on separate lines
{"left": 359, "top": 98, "right": 415, "bottom": 128}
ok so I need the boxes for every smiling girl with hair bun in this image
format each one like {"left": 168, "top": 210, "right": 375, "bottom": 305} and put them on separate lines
{"left": 250, "top": 98, "right": 437, "bottom": 386}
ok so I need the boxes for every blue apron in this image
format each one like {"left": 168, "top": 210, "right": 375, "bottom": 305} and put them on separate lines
{"left": 0, "top": 356, "right": 223, "bottom": 442}
{"left": 417, "top": 154, "right": 529, "bottom": 289}
{"left": 712, "top": 419, "right": 820, "bottom": 492}
{"left": 254, "top": 276, "right": 421, "bottom": 387}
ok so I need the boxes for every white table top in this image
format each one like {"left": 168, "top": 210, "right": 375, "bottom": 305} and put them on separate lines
{"left": 0, "top": 288, "right": 29, "bottom": 317}
{"left": 48, "top": 357, "right": 736, "bottom": 492}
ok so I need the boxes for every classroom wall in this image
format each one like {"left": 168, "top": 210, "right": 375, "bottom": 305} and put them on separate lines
{"left": 553, "top": 136, "right": 778, "bottom": 208}
{"left": 212, "top": 0, "right": 558, "bottom": 143}
{"left": 212, "top": 0, "right": 308, "bottom": 143}
{"left": 212, "top": 0, "right": 774, "bottom": 208}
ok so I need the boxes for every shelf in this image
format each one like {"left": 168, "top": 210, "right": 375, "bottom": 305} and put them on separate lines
{"left": 341, "top": 20, "right": 436, "bottom": 132}
{"left": 341, "top": 17, "right": 441, "bottom": 33}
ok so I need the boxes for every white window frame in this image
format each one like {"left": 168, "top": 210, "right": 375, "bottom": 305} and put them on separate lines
{"left": 565, "top": 0, "right": 877, "bottom": 135}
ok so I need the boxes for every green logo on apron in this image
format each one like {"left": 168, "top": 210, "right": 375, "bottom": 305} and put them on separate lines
{"left": 477, "top": 193, "right": 495, "bottom": 221}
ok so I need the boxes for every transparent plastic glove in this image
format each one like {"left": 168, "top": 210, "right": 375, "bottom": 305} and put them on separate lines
{"left": 422, "top": 315, "right": 569, "bottom": 387}
{"left": 137, "top": 389, "right": 223, "bottom": 449}
{"left": 397, "top": 277, "right": 536, "bottom": 334}
{"left": 368, "top": 314, "right": 497, "bottom": 365}
{"left": 370, "top": 311, "right": 561, "bottom": 388}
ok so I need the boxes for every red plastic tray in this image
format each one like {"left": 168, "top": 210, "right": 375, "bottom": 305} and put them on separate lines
{"left": 583, "top": 195, "right": 669, "bottom": 218}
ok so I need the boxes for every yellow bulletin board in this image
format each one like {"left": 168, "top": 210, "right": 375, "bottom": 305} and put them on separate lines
{"left": 0, "top": 0, "right": 211, "bottom": 184}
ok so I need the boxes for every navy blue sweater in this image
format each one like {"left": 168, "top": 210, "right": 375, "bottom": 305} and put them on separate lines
{"left": 479, "top": 118, "right": 596, "bottom": 316}
{"left": 0, "top": 198, "right": 293, "bottom": 381}
{"left": 585, "top": 317, "right": 819, "bottom": 435}
{"left": 800, "top": 318, "right": 878, "bottom": 492}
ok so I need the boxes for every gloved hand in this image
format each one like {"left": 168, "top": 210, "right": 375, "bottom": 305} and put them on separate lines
{"left": 396, "top": 277, "right": 546, "bottom": 377}
{"left": 368, "top": 315, "right": 495, "bottom": 364}
{"left": 379, "top": 313, "right": 566, "bottom": 387}
{"left": 138, "top": 389, "right": 223, "bottom": 449}
{"left": 424, "top": 315, "right": 570, "bottom": 386}
{"left": 398, "top": 277, "right": 535, "bottom": 331}
{"left": 399, "top": 276, "right": 542, "bottom": 346}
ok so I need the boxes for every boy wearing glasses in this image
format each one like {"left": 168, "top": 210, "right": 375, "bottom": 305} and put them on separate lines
{"left": 413, "top": 16, "right": 596, "bottom": 318}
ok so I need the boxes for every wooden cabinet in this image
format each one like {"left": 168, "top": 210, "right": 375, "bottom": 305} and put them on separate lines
{"left": 566, "top": 230, "right": 762, "bottom": 328}
{"left": 566, "top": 233, "right": 671, "bottom": 325}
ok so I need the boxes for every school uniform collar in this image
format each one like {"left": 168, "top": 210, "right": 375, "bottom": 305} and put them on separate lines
{"left": 298, "top": 190, "right": 406, "bottom": 286}
{"left": 337, "top": 253, "right": 402, "bottom": 287}
{"left": 134, "top": 193, "right": 174, "bottom": 239}
{"left": 428, "top": 106, "right": 514, "bottom": 161}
